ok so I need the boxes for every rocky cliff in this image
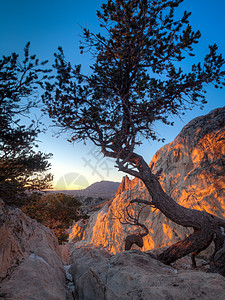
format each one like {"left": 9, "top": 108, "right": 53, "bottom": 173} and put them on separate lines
{"left": 70, "top": 107, "right": 225, "bottom": 256}
{"left": 0, "top": 199, "right": 69, "bottom": 300}
{"left": 1, "top": 107, "right": 225, "bottom": 300}
{"left": 1, "top": 198, "right": 225, "bottom": 300}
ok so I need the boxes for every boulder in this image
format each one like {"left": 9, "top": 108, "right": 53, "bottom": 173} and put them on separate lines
{"left": 70, "top": 246, "right": 225, "bottom": 300}
{"left": 0, "top": 200, "right": 67, "bottom": 300}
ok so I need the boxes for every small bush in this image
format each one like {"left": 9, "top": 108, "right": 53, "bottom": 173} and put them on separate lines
{"left": 23, "top": 192, "right": 88, "bottom": 244}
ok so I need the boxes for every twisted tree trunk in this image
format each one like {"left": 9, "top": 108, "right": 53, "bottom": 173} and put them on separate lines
{"left": 119, "top": 152, "right": 225, "bottom": 274}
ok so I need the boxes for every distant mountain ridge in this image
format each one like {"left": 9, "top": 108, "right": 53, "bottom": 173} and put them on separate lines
{"left": 52, "top": 180, "right": 120, "bottom": 199}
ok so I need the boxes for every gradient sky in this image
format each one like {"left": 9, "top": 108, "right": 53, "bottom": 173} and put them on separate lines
{"left": 0, "top": 0, "right": 225, "bottom": 190}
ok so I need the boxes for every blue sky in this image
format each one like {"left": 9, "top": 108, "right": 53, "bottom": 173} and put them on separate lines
{"left": 1, "top": 0, "right": 225, "bottom": 189}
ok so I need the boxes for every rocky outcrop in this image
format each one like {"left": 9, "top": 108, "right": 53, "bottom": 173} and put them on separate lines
{"left": 69, "top": 219, "right": 88, "bottom": 243}
{"left": 115, "top": 175, "right": 135, "bottom": 196}
{"left": 69, "top": 107, "right": 225, "bottom": 256}
{"left": 1, "top": 107, "right": 225, "bottom": 299}
{"left": 0, "top": 200, "right": 67, "bottom": 300}
{"left": 150, "top": 106, "right": 225, "bottom": 216}
{"left": 70, "top": 246, "right": 225, "bottom": 300}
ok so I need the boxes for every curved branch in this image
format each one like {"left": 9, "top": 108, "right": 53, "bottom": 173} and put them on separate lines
{"left": 157, "top": 228, "right": 214, "bottom": 265}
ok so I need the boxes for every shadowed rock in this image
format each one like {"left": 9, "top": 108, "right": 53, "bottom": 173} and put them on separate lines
{"left": 70, "top": 246, "right": 225, "bottom": 300}
{"left": 0, "top": 200, "right": 67, "bottom": 300}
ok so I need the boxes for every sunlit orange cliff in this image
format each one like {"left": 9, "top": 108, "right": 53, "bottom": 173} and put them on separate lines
{"left": 69, "top": 107, "right": 225, "bottom": 256}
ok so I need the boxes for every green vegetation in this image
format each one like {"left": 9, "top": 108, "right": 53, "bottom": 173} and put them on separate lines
{"left": 0, "top": 43, "right": 53, "bottom": 205}
{"left": 23, "top": 192, "right": 88, "bottom": 243}
{"left": 1, "top": 0, "right": 225, "bottom": 270}
{"left": 0, "top": 45, "right": 87, "bottom": 243}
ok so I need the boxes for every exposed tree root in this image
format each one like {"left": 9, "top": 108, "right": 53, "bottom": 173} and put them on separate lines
{"left": 157, "top": 229, "right": 214, "bottom": 265}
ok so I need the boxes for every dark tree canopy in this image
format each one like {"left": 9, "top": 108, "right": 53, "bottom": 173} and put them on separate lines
{"left": 22, "top": 192, "right": 88, "bottom": 244}
{"left": 43, "top": 0, "right": 225, "bottom": 274}
{"left": 0, "top": 43, "right": 53, "bottom": 205}
{"left": 43, "top": 0, "right": 224, "bottom": 162}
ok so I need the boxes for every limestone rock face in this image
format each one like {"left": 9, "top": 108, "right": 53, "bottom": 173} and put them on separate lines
{"left": 70, "top": 246, "right": 225, "bottom": 300}
{"left": 115, "top": 175, "right": 136, "bottom": 196}
{"left": 69, "top": 219, "right": 88, "bottom": 243}
{"left": 70, "top": 107, "right": 225, "bottom": 255}
{"left": 150, "top": 106, "right": 225, "bottom": 216}
{"left": 0, "top": 200, "right": 67, "bottom": 300}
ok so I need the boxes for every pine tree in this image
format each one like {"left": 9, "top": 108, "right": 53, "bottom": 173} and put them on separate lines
{"left": 43, "top": 0, "right": 225, "bottom": 274}
{"left": 0, "top": 43, "right": 53, "bottom": 205}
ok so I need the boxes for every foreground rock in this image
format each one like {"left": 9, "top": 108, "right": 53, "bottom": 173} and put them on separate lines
{"left": 70, "top": 246, "right": 225, "bottom": 300}
{"left": 70, "top": 107, "right": 225, "bottom": 257}
{"left": 0, "top": 200, "right": 67, "bottom": 300}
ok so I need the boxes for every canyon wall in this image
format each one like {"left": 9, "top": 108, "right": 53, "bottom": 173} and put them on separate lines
{"left": 70, "top": 107, "right": 225, "bottom": 255}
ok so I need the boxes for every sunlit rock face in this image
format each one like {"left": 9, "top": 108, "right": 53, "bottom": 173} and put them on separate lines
{"left": 70, "top": 107, "right": 225, "bottom": 255}
{"left": 0, "top": 200, "right": 67, "bottom": 300}
{"left": 114, "top": 175, "right": 137, "bottom": 196}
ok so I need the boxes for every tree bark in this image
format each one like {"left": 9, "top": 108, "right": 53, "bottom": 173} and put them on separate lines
{"left": 120, "top": 153, "right": 225, "bottom": 270}
{"left": 157, "top": 229, "right": 214, "bottom": 264}
{"left": 209, "top": 230, "right": 225, "bottom": 276}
